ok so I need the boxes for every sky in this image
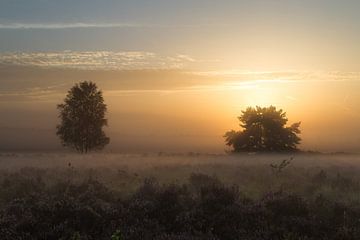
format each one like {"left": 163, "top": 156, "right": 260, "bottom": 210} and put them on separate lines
{"left": 1, "top": 0, "right": 360, "bottom": 71}
{"left": 0, "top": 0, "right": 359, "bottom": 152}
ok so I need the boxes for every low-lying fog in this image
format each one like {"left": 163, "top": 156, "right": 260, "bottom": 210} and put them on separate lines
{"left": 0, "top": 152, "right": 359, "bottom": 170}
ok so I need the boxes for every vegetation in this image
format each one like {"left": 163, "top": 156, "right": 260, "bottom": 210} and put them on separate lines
{"left": 225, "top": 106, "right": 301, "bottom": 152}
{"left": 0, "top": 154, "right": 360, "bottom": 239}
{"left": 57, "top": 81, "right": 110, "bottom": 153}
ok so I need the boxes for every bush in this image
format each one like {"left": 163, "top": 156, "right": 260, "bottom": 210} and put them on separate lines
{"left": 1, "top": 170, "right": 360, "bottom": 239}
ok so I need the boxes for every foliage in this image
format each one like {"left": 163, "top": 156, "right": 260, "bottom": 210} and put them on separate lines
{"left": 111, "top": 230, "right": 123, "bottom": 240}
{"left": 225, "top": 106, "right": 301, "bottom": 152}
{"left": 56, "top": 81, "right": 110, "bottom": 153}
{"left": 270, "top": 157, "right": 294, "bottom": 175}
{"left": 1, "top": 167, "right": 360, "bottom": 239}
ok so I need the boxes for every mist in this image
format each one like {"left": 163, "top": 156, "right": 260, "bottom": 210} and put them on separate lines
{"left": 0, "top": 65, "right": 359, "bottom": 153}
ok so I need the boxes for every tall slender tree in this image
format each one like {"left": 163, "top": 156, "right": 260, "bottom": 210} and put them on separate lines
{"left": 57, "top": 81, "right": 109, "bottom": 153}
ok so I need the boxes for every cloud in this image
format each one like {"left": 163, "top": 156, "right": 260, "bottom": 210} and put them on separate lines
{"left": 104, "top": 81, "right": 258, "bottom": 97}
{"left": 0, "top": 23, "right": 145, "bottom": 30}
{"left": 0, "top": 51, "right": 196, "bottom": 70}
{"left": 0, "top": 22, "right": 229, "bottom": 30}
{"left": 194, "top": 70, "right": 360, "bottom": 83}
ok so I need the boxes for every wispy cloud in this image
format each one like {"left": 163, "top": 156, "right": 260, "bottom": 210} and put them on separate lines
{"left": 0, "top": 51, "right": 196, "bottom": 70}
{"left": 0, "top": 87, "right": 63, "bottom": 102}
{"left": 0, "top": 23, "right": 146, "bottom": 30}
{"left": 195, "top": 70, "right": 360, "bottom": 83}
{"left": 105, "top": 81, "right": 258, "bottom": 97}
{"left": 0, "top": 22, "right": 230, "bottom": 30}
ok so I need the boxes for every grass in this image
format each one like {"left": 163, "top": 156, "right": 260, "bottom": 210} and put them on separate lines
{"left": 0, "top": 152, "right": 360, "bottom": 239}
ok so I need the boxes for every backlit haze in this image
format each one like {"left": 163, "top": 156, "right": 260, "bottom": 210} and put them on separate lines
{"left": 1, "top": 0, "right": 359, "bottom": 153}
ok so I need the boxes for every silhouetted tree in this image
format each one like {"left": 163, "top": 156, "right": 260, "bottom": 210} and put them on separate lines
{"left": 56, "top": 81, "right": 109, "bottom": 153}
{"left": 225, "top": 106, "right": 301, "bottom": 152}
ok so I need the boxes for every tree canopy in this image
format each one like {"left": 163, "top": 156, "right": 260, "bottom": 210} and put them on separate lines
{"left": 56, "top": 81, "right": 110, "bottom": 153}
{"left": 224, "top": 106, "right": 301, "bottom": 152}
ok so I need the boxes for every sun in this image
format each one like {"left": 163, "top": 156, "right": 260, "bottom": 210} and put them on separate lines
{"left": 245, "top": 87, "right": 277, "bottom": 107}
{"left": 240, "top": 80, "right": 283, "bottom": 107}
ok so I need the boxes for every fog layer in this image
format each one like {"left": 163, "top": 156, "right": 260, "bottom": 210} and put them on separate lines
{"left": 1, "top": 65, "right": 359, "bottom": 153}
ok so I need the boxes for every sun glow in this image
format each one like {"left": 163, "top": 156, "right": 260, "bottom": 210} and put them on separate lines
{"left": 216, "top": 79, "right": 288, "bottom": 110}
{"left": 244, "top": 84, "right": 281, "bottom": 107}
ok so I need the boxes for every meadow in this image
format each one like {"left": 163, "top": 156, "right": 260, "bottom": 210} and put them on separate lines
{"left": 0, "top": 152, "right": 360, "bottom": 239}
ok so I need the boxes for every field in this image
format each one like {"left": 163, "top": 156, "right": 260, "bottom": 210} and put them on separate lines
{"left": 0, "top": 152, "right": 360, "bottom": 239}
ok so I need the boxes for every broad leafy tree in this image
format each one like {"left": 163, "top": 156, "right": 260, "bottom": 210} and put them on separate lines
{"left": 57, "top": 81, "right": 110, "bottom": 153}
{"left": 225, "top": 106, "right": 301, "bottom": 152}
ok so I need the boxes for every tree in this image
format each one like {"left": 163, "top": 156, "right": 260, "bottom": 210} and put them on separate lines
{"left": 56, "top": 81, "right": 110, "bottom": 153}
{"left": 224, "top": 106, "right": 301, "bottom": 152}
